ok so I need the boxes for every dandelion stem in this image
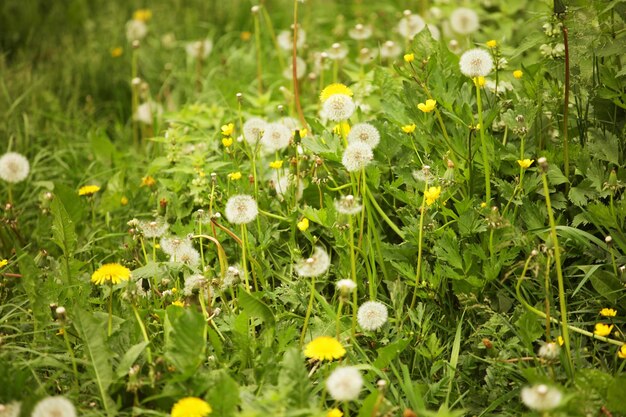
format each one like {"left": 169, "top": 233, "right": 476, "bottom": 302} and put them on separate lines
{"left": 544, "top": 252, "right": 552, "bottom": 341}
{"left": 240, "top": 224, "right": 254, "bottom": 292}
{"left": 253, "top": 10, "right": 264, "bottom": 95}
{"left": 131, "top": 303, "right": 154, "bottom": 381}
{"left": 107, "top": 282, "right": 113, "bottom": 337}
{"left": 541, "top": 167, "right": 573, "bottom": 378}
{"left": 562, "top": 25, "right": 571, "bottom": 186}
{"left": 336, "top": 299, "right": 343, "bottom": 339}
{"left": 364, "top": 183, "right": 405, "bottom": 240}
{"left": 410, "top": 184, "right": 428, "bottom": 310}
{"left": 292, "top": 0, "right": 307, "bottom": 129}
{"left": 299, "top": 275, "right": 316, "bottom": 347}
{"left": 61, "top": 324, "right": 80, "bottom": 391}
{"left": 475, "top": 79, "right": 491, "bottom": 203}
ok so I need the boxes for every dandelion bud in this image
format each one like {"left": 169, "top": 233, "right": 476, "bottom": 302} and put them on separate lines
{"left": 605, "top": 235, "right": 613, "bottom": 244}
{"left": 609, "top": 169, "right": 618, "bottom": 187}
{"left": 531, "top": 249, "right": 539, "bottom": 256}
{"left": 210, "top": 172, "right": 217, "bottom": 182}
{"left": 277, "top": 104, "right": 285, "bottom": 114}
{"left": 251, "top": 5, "right": 260, "bottom": 14}
{"left": 49, "top": 303, "right": 58, "bottom": 319}
{"left": 538, "top": 157, "right": 548, "bottom": 171}
{"left": 236, "top": 92, "right": 243, "bottom": 102}
{"left": 447, "top": 159, "right": 455, "bottom": 169}
{"left": 516, "top": 114, "right": 525, "bottom": 123}
{"left": 403, "top": 409, "right": 418, "bottom": 417}
{"left": 131, "top": 77, "right": 141, "bottom": 87}
{"left": 377, "top": 379, "right": 387, "bottom": 389}
{"left": 55, "top": 306, "right": 67, "bottom": 321}
{"left": 403, "top": 9, "right": 412, "bottom": 16}
{"left": 132, "top": 40, "right": 140, "bottom": 49}
{"left": 482, "top": 338, "right": 493, "bottom": 349}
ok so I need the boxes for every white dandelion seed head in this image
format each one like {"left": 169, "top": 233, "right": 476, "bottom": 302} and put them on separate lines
{"left": 224, "top": 194, "right": 258, "bottom": 224}
{"left": 380, "top": 40, "right": 401, "bottom": 59}
{"left": 172, "top": 246, "right": 200, "bottom": 268}
{"left": 126, "top": 19, "right": 148, "bottom": 42}
{"left": 273, "top": 171, "right": 304, "bottom": 201}
{"left": 283, "top": 56, "right": 307, "bottom": 80}
{"left": 348, "top": 23, "right": 373, "bottom": 41}
{"left": 336, "top": 279, "right": 357, "bottom": 293}
{"left": 327, "top": 42, "right": 349, "bottom": 61}
{"left": 397, "top": 13, "right": 426, "bottom": 40}
{"left": 222, "top": 265, "right": 242, "bottom": 288}
{"left": 279, "top": 117, "right": 301, "bottom": 130}
{"left": 185, "top": 39, "right": 213, "bottom": 59}
{"left": 134, "top": 101, "right": 162, "bottom": 125}
{"left": 31, "top": 396, "right": 76, "bottom": 417}
{"left": 357, "top": 301, "right": 388, "bottom": 331}
{"left": 0, "top": 402, "right": 21, "bottom": 417}
{"left": 342, "top": 141, "right": 373, "bottom": 172}
{"left": 243, "top": 117, "right": 267, "bottom": 145}
{"left": 326, "top": 366, "right": 364, "bottom": 402}
{"left": 538, "top": 342, "right": 561, "bottom": 360}
{"left": 521, "top": 384, "right": 562, "bottom": 412}
{"left": 183, "top": 274, "right": 206, "bottom": 296}
{"left": 295, "top": 246, "right": 331, "bottom": 277}
{"left": 356, "top": 47, "right": 378, "bottom": 65}
{"left": 277, "top": 28, "right": 306, "bottom": 51}
{"left": 0, "top": 152, "right": 29, "bottom": 184}
{"left": 450, "top": 7, "right": 479, "bottom": 35}
{"left": 347, "top": 123, "right": 380, "bottom": 149}
{"left": 138, "top": 218, "right": 169, "bottom": 239}
{"left": 334, "top": 194, "right": 363, "bottom": 215}
{"left": 459, "top": 48, "right": 493, "bottom": 78}
{"left": 261, "top": 122, "right": 292, "bottom": 153}
{"left": 322, "top": 94, "right": 356, "bottom": 122}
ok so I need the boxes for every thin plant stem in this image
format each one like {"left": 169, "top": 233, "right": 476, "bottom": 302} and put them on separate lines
{"left": 260, "top": 5, "right": 286, "bottom": 71}
{"left": 336, "top": 299, "right": 343, "bottom": 339}
{"left": 61, "top": 325, "right": 80, "bottom": 391}
{"left": 253, "top": 10, "right": 264, "bottom": 95}
{"left": 240, "top": 224, "right": 253, "bottom": 291}
{"left": 562, "top": 25, "right": 570, "bottom": 185}
{"left": 475, "top": 79, "right": 491, "bottom": 203}
{"left": 131, "top": 303, "right": 154, "bottom": 377}
{"left": 541, "top": 166, "right": 573, "bottom": 378}
{"left": 107, "top": 282, "right": 113, "bottom": 337}
{"left": 292, "top": 0, "right": 307, "bottom": 128}
{"left": 544, "top": 252, "right": 552, "bottom": 341}
{"left": 299, "top": 276, "right": 316, "bottom": 346}
{"left": 410, "top": 183, "right": 428, "bottom": 310}
{"left": 364, "top": 183, "right": 405, "bottom": 239}
{"left": 131, "top": 48, "right": 139, "bottom": 149}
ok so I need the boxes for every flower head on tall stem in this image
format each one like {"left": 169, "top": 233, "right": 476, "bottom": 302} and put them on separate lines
{"left": 295, "top": 246, "right": 331, "bottom": 277}
{"left": 0, "top": 152, "right": 29, "bottom": 183}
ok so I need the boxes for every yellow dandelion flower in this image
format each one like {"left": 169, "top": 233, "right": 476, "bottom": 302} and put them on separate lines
{"left": 133, "top": 9, "right": 152, "bottom": 22}
{"left": 240, "top": 31, "right": 252, "bottom": 41}
{"left": 402, "top": 124, "right": 416, "bottom": 134}
{"left": 120, "top": 196, "right": 129, "bottom": 206}
{"left": 171, "top": 300, "right": 185, "bottom": 307}
{"left": 557, "top": 336, "right": 564, "bottom": 346}
{"left": 91, "top": 263, "right": 131, "bottom": 285}
{"left": 110, "top": 47, "right": 123, "bottom": 58}
{"left": 517, "top": 159, "right": 534, "bottom": 169}
{"left": 424, "top": 186, "right": 441, "bottom": 206}
{"left": 513, "top": 70, "right": 523, "bottom": 79}
{"left": 600, "top": 308, "right": 617, "bottom": 317}
{"left": 474, "top": 76, "right": 486, "bottom": 87}
{"left": 141, "top": 175, "right": 156, "bottom": 187}
{"left": 417, "top": 99, "right": 437, "bottom": 113}
{"left": 0, "top": 259, "right": 7, "bottom": 268}
{"left": 78, "top": 185, "right": 101, "bottom": 196}
{"left": 403, "top": 53, "right": 415, "bottom": 63}
{"left": 227, "top": 171, "right": 242, "bottom": 181}
{"left": 486, "top": 40, "right": 497, "bottom": 48}
{"left": 333, "top": 121, "right": 351, "bottom": 137}
{"left": 304, "top": 336, "right": 346, "bottom": 361}
{"left": 221, "top": 123, "right": 235, "bottom": 136}
{"left": 480, "top": 202, "right": 487, "bottom": 208}
{"left": 327, "top": 409, "right": 343, "bottom": 417}
{"left": 171, "top": 397, "right": 212, "bottom": 417}
{"left": 297, "top": 218, "right": 309, "bottom": 232}
{"left": 320, "top": 83, "right": 353, "bottom": 102}
{"left": 594, "top": 323, "right": 614, "bottom": 337}
{"left": 618, "top": 345, "right": 626, "bottom": 359}
{"left": 222, "top": 137, "right": 234, "bottom": 147}
{"left": 269, "top": 160, "right": 284, "bottom": 169}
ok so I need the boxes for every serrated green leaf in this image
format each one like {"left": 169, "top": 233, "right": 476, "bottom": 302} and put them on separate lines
{"left": 238, "top": 288, "right": 275, "bottom": 326}
{"left": 50, "top": 196, "right": 77, "bottom": 256}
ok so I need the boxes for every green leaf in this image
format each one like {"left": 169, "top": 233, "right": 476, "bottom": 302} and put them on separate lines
{"left": 115, "top": 341, "right": 148, "bottom": 380}
{"left": 590, "top": 269, "right": 623, "bottom": 303}
{"left": 50, "top": 196, "right": 77, "bottom": 256}
{"left": 16, "top": 250, "right": 48, "bottom": 332}
{"left": 278, "top": 348, "right": 313, "bottom": 408}
{"left": 73, "top": 308, "right": 115, "bottom": 416}
{"left": 204, "top": 370, "right": 240, "bottom": 417}
{"left": 164, "top": 306, "right": 206, "bottom": 378}
{"left": 238, "top": 288, "right": 275, "bottom": 326}
{"left": 373, "top": 339, "right": 410, "bottom": 369}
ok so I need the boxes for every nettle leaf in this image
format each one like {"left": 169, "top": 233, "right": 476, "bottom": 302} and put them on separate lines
{"left": 50, "top": 196, "right": 77, "bottom": 256}
{"left": 164, "top": 306, "right": 206, "bottom": 378}
{"left": 73, "top": 308, "right": 116, "bottom": 416}
{"left": 238, "top": 288, "right": 275, "bottom": 327}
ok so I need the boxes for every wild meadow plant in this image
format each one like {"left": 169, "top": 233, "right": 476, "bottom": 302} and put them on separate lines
{"left": 0, "top": 0, "right": 625, "bottom": 416}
